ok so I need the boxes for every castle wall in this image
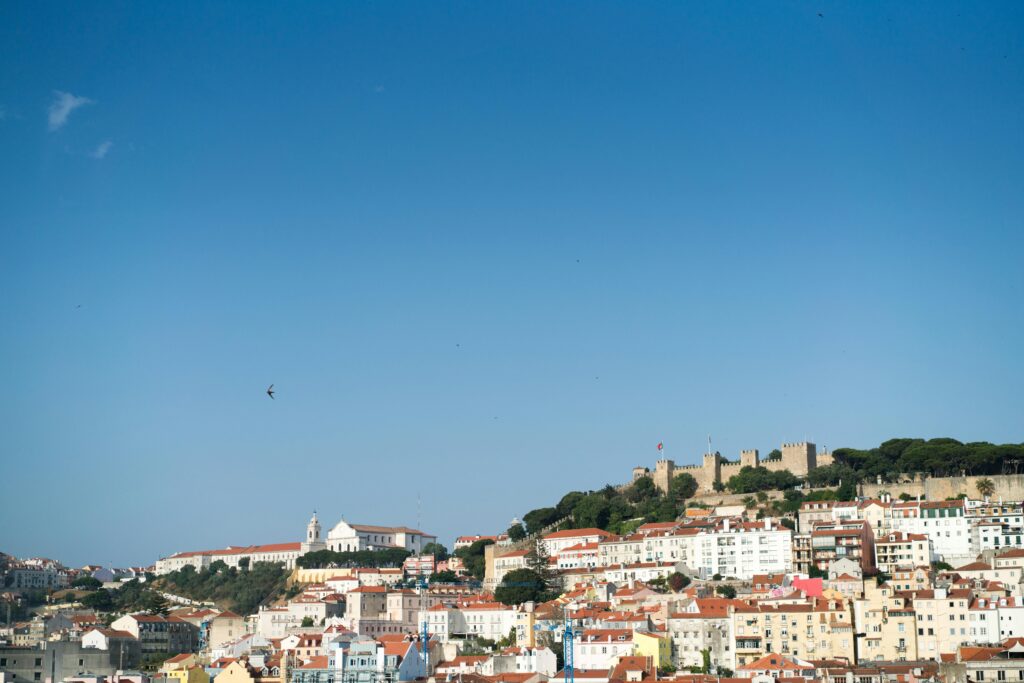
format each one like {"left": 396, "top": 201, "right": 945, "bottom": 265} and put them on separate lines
{"left": 633, "top": 441, "right": 822, "bottom": 493}
{"left": 861, "top": 474, "right": 1024, "bottom": 502}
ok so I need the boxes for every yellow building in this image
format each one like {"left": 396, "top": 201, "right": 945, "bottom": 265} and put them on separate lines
{"left": 633, "top": 631, "right": 671, "bottom": 668}
{"left": 160, "top": 654, "right": 198, "bottom": 674}
{"left": 514, "top": 609, "right": 536, "bottom": 648}
{"left": 855, "top": 583, "right": 918, "bottom": 662}
{"left": 212, "top": 661, "right": 257, "bottom": 683}
{"left": 731, "top": 598, "right": 855, "bottom": 667}
{"left": 168, "top": 665, "right": 210, "bottom": 683}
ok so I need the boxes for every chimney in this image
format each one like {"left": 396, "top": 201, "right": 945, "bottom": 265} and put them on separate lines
{"left": 723, "top": 519, "right": 730, "bottom": 532}
{"left": 765, "top": 517, "right": 772, "bottom": 531}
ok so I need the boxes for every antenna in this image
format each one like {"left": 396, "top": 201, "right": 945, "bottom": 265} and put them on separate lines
{"left": 707, "top": 434, "right": 712, "bottom": 455}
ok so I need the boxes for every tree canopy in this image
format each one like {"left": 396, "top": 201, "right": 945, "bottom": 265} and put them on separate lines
{"left": 494, "top": 568, "right": 557, "bottom": 606}
{"left": 725, "top": 466, "right": 800, "bottom": 493}
{"left": 297, "top": 548, "right": 411, "bottom": 569}
{"left": 158, "top": 561, "right": 290, "bottom": 614}
{"left": 833, "top": 438, "right": 1024, "bottom": 481}
{"left": 453, "top": 539, "right": 493, "bottom": 581}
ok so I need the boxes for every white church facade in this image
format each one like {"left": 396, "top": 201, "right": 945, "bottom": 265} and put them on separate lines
{"left": 326, "top": 520, "right": 436, "bottom": 553}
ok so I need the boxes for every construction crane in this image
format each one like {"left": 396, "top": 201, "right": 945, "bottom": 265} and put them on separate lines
{"left": 563, "top": 613, "right": 577, "bottom": 683}
{"left": 417, "top": 574, "right": 431, "bottom": 678}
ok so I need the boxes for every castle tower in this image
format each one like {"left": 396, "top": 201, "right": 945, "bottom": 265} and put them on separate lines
{"left": 702, "top": 452, "right": 722, "bottom": 492}
{"left": 781, "top": 442, "right": 817, "bottom": 476}
{"left": 740, "top": 449, "right": 759, "bottom": 468}
{"left": 301, "top": 511, "right": 326, "bottom": 554}
{"left": 653, "top": 459, "right": 676, "bottom": 494}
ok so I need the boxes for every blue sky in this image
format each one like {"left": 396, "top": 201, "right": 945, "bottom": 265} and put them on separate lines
{"left": 1, "top": 2, "right": 1022, "bottom": 567}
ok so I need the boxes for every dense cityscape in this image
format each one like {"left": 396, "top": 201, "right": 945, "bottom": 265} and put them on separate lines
{"left": 5, "top": 439, "right": 1024, "bottom": 683}
{"left": 4, "top": 3, "right": 1023, "bottom": 683}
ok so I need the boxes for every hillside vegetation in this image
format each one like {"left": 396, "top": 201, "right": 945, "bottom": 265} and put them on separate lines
{"left": 516, "top": 438, "right": 1023, "bottom": 537}
{"left": 826, "top": 438, "right": 1023, "bottom": 482}
{"left": 157, "top": 561, "right": 291, "bottom": 614}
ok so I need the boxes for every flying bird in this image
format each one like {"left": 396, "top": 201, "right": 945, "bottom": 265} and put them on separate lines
{"left": 267, "top": 384, "right": 275, "bottom": 399}
{"left": 817, "top": 12, "right": 823, "bottom": 17}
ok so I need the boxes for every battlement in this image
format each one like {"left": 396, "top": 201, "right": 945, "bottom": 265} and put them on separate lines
{"left": 630, "top": 437, "right": 822, "bottom": 494}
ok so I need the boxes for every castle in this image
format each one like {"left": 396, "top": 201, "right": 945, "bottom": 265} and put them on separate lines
{"left": 632, "top": 441, "right": 834, "bottom": 494}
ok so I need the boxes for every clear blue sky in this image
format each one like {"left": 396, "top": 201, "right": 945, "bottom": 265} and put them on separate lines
{"left": 1, "top": 2, "right": 1022, "bottom": 568}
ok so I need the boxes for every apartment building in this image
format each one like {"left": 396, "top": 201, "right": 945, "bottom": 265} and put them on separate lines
{"left": 809, "top": 520, "right": 876, "bottom": 574}
{"left": 874, "top": 531, "right": 932, "bottom": 574}
{"left": 730, "top": 598, "right": 854, "bottom": 667}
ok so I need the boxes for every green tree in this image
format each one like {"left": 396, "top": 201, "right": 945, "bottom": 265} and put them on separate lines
{"left": 627, "top": 477, "right": 659, "bottom": 503}
{"left": 238, "top": 557, "right": 250, "bottom": 570}
{"left": 454, "top": 539, "right": 494, "bottom": 581}
{"left": 525, "top": 537, "right": 557, "bottom": 596}
{"left": 423, "top": 542, "right": 450, "bottom": 561}
{"left": 556, "top": 492, "right": 587, "bottom": 519}
{"left": 301, "top": 616, "right": 314, "bottom": 627}
{"left": 494, "top": 568, "right": 550, "bottom": 606}
{"left": 836, "top": 478, "right": 857, "bottom": 501}
{"left": 715, "top": 585, "right": 736, "bottom": 599}
{"left": 429, "top": 570, "right": 459, "bottom": 583}
{"left": 976, "top": 478, "right": 996, "bottom": 499}
{"left": 573, "top": 494, "right": 611, "bottom": 529}
{"left": 507, "top": 524, "right": 527, "bottom": 542}
{"left": 72, "top": 576, "right": 103, "bottom": 590}
{"left": 669, "top": 473, "right": 698, "bottom": 501}
{"left": 765, "top": 449, "right": 782, "bottom": 461}
{"left": 81, "top": 589, "right": 114, "bottom": 611}
{"left": 522, "top": 507, "right": 560, "bottom": 535}
{"left": 742, "top": 495, "right": 756, "bottom": 509}
{"left": 142, "top": 592, "right": 171, "bottom": 616}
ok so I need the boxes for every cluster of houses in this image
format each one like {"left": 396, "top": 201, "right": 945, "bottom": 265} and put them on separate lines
{"left": 7, "top": 498, "right": 1024, "bottom": 683}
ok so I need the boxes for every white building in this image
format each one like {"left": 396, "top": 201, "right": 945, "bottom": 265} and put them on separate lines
{"left": 971, "top": 522, "right": 1024, "bottom": 556}
{"left": 886, "top": 500, "right": 972, "bottom": 565}
{"left": 595, "top": 518, "right": 791, "bottom": 581}
{"left": 873, "top": 531, "right": 932, "bottom": 574}
{"left": 571, "top": 629, "right": 634, "bottom": 670}
{"left": 155, "top": 542, "right": 303, "bottom": 575}
{"left": 481, "top": 646, "right": 558, "bottom": 677}
{"left": 326, "top": 520, "right": 436, "bottom": 553}
{"left": 667, "top": 600, "right": 735, "bottom": 671}
{"left": 970, "top": 596, "right": 1024, "bottom": 643}
{"left": 542, "top": 529, "right": 614, "bottom": 556}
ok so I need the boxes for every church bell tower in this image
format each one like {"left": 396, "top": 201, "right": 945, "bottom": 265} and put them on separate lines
{"left": 301, "top": 511, "right": 326, "bottom": 554}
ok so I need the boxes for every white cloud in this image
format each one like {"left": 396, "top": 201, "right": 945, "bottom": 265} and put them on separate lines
{"left": 91, "top": 140, "right": 113, "bottom": 159}
{"left": 48, "top": 91, "right": 94, "bottom": 131}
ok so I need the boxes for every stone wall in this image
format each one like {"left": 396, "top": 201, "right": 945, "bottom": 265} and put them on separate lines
{"left": 633, "top": 442, "right": 826, "bottom": 494}
{"left": 860, "top": 474, "right": 1024, "bottom": 501}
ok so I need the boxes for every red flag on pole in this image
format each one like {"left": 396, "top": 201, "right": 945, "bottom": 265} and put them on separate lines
{"left": 657, "top": 442, "right": 663, "bottom": 451}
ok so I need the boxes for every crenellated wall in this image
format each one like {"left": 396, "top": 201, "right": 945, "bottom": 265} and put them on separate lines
{"left": 633, "top": 441, "right": 828, "bottom": 493}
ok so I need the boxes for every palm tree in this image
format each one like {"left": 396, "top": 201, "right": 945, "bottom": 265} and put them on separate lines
{"left": 742, "top": 495, "right": 756, "bottom": 509}
{"left": 977, "top": 478, "right": 996, "bottom": 499}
